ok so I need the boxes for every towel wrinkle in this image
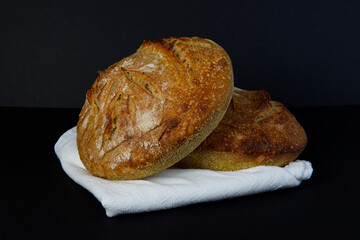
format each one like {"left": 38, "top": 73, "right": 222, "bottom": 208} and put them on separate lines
{"left": 55, "top": 127, "right": 313, "bottom": 217}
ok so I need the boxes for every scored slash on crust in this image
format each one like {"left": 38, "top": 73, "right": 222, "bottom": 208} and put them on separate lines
{"left": 121, "top": 67, "right": 164, "bottom": 100}
{"left": 151, "top": 38, "right": 201, "bottom": 87}
{"left": 163, "top": 38, "right": 201, "bottom": 87}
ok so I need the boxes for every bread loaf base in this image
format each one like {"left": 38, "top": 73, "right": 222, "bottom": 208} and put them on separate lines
{"left": 102, "top": 94, "right": 231, "bottom": 180}
{"left": 176, "top": 150, "right": 302, "bottom": 171}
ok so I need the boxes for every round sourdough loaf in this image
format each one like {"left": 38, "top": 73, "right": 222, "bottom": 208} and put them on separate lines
{"left": 176, "top": 88, "right": 307, "bottom": 171}
{"left": 76, "top": 37, "right": 233, "bottom": 180}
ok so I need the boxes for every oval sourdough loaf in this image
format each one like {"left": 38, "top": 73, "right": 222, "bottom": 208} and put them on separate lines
{"left": 176, "top": 88, "right": 307, "bottom": 171}
{"left": 76, "top": 37, "right": 234, "bottom": 180}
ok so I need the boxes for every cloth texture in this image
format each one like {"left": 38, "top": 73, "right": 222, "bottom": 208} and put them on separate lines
{"left": 55, "top": 127, "right": 313, "bottom": 217}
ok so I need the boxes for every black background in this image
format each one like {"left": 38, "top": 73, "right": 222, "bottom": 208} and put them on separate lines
{"left": 1, "top": 1, "right": 360, "bottom": 239}
{"left": 1, "top": 105, "right": 359, "bottom": 239}
{"left": 1, "top": 0, "right": 359, "bottom": 108}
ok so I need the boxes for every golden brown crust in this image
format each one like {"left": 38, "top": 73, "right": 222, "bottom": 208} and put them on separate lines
{"left": 76, "top": 37, "right": 234, "bottom": 180}
{"left": 176, "top": 88, "right": 307, "bottom": 171}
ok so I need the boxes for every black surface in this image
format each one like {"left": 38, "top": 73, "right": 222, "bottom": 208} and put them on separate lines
{"left": 1, "top": 0, "right": 360, "bottom": 108}
{"left": 1, "top": 105, "right": 359, "bottom": 239}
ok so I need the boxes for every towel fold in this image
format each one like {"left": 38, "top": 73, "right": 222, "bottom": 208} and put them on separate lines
{"left": 55, "top": 127, "right": 313, "bottom": 217}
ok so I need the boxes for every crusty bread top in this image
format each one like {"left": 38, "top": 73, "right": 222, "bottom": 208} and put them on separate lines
{"left": 189, "top": 88, "right": 307, "bottom": 158}
{"left": 76, "top": 37, "right": 233, "bottom": 179}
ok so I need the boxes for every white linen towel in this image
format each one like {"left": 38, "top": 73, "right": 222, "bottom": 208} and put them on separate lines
{"left": 55, "top": 127, "right": 313, "bottom": 217}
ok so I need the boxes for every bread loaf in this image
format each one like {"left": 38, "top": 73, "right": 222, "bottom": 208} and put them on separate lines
{"left": 176, "top": 88, "right": 307, "bottom": 170}
{"left": 76, "top": 37, "right": 234, "bottom": 180}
